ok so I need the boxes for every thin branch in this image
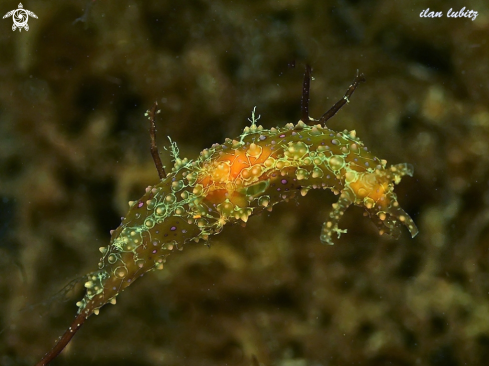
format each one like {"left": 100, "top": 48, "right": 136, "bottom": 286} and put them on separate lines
{"left": 35, "top": 312, "right": 87, "bottom": 366}
{"left": 148, "top": 102, "right": 166, "bottom": 179}
{"left": 319, "top": 71, "right": 366, "bottom": 126}
{"left": 301, "top": 64, "right": 312, "bottom": 124}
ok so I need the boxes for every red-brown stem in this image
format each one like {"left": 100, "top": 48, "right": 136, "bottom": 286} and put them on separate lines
{"left": 319, "top": 72, "right": 366, "bottom": 125}
{"left": 301, "top": 64, "right": 312, "bottom": 124}
{"left": 149, "top": 101, "right": 166, "bottom": 180}
{"left": 35, "top": 311, "right": 88, "bottom": 366}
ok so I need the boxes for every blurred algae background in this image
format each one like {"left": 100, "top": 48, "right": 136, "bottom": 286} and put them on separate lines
{"left": 1, "top": 0, "right": 489, "bottom": 365}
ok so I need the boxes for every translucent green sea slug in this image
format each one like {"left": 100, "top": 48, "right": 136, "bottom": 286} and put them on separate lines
{"left": 36, "top": 67, "right": 418, "bottom": 365}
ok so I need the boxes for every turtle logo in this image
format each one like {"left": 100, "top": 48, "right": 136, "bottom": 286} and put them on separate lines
{"left": 3, "top": 3, "right": 37, "bottom": 32}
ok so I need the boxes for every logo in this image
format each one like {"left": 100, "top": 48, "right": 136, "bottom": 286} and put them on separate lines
{"left": 3, "top": 3, "right": 37, "bottom": 31}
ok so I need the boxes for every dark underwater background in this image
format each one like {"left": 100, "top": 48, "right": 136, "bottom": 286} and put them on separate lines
{"left": 1, "top": 0, "right": 489, "bottom": 365}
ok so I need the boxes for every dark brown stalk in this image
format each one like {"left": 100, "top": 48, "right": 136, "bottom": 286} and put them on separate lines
{"left": 148, "top": 101, "right": 166, "bottom": 179}
{"left": 301, "top": 64, "right": 312, "bottom": 124}
{"left": 35, "top": 311, "right": 87, "bottom": 366}
{"left": 319, "top": 71, "right": 366, "bottom": 125}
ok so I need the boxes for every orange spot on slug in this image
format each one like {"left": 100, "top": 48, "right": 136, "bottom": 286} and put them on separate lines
{"left": 349, "top": 173, "right": 390, "bottom": 208}
{"left": 199, "top": 145, "right": 276, "bottom": 205}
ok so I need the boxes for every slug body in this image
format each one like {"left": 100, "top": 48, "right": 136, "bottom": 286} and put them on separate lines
{"left": 37, "top": 70, "right": 418, "bottom": 365}
{"left": 78, "top": 119, "right": 418, "bottom": 318}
